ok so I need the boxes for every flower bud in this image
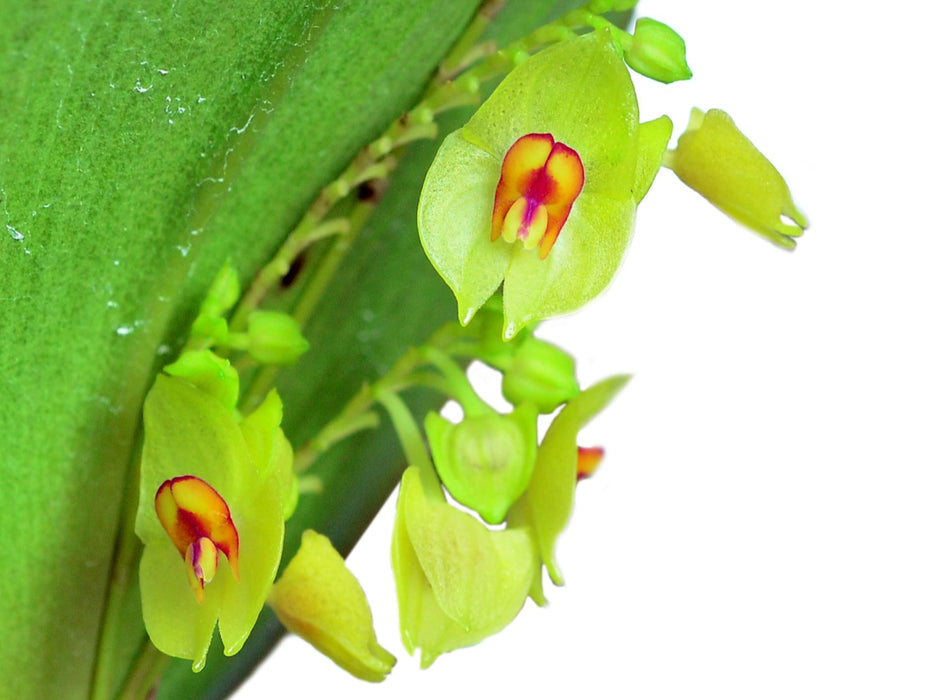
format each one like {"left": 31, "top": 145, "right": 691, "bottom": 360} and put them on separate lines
{"left": 665, "top": 108, "right": 808, "bottom": 248}
{"left": 502, "top": 336, "right": 579, "bottom": 413}
{"left": 199, "top": 260, "right": 241, "bottom": 319}
{"left": 268, "top": 530, "right": 396, "bottom": 682}
{"left": 246, "top": 310, "right": 309, "bottom": 365}
{"left": 425, "top": 404, "right": 538, "bottom": 525}
{"left": 163, "top": 349, "right": 239, "bottom": 411}
{"left": 189, "top": 314, "right": 229, "bottom": 347}
{"left": 622, "top": 18, "right": 692, "bottom": 84}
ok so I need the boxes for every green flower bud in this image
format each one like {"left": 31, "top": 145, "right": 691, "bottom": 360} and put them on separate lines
{"left": 163, "top": 349, "right": 239, "bottom": 411}
{"left": 425, "top": 404, "right": 538, "bottom": 525}
{"left": 622, "top": 18, "right": 692, "bottom": 84}
{"left": 501, "top": 337, "right": 579, "bottom": 413}
{"left": 665, "top": 108, "right": 808, "bottom": 248}
{"left": 199, "top": 260, "right": 241, "bottom": 319}
{"left": 189, "top": 313, "right": 229, "bottom": 348}
{"left": 268, "top": 530, "right": 396, "bottom": 683}
{"left": 246, "top": 310, "right": 309, "bottom": 365}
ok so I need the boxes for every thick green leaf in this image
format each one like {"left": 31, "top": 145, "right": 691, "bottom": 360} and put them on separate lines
{"left": 0, "top": 1, "right": 476, "bottom": 696}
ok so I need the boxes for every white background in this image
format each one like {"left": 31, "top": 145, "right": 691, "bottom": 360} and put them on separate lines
{"left": 236, "top": 1, "right": 933, "bottom": 697}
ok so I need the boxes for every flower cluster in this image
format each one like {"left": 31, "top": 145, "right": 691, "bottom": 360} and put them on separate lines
{"left": 134, "top": 4, "right": 807, "bottom": 685}
{"left": 387, "top": 306, "right": 628, "bottom": 665}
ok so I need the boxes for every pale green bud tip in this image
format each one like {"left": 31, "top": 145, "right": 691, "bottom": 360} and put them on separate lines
{"left": 246, "top": 310, "right": 309, "bottom": 365}
{"left": 268, "top": 530, "right": 396, "bottom": 682}
{"left": 623, "top": 18, "right": 692, "bottom": 84}
{"left": 666, "top": 108, "right": 808, "bottom": 249}
{"left": 164, "top": 349, "right": 239, "bottom": 411}
{"left": 200, "top": 261, "right": 241, "bottom": 318}
{"left": 502, "top": 337, "right": 579, "bottom": 413}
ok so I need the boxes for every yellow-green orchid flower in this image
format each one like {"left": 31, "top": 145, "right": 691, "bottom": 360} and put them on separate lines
{"left": 418, "top": 29, "right": 672, "bottom": 339}
{"left": 135, "top": 352, "right": 294, "bottom": 671}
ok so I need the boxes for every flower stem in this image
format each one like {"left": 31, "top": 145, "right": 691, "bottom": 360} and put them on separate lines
{"left": 116, "top": 641, "right": 168, "bottom": 700}
{"left": 292, "top": 346, "right": 426, "bottom": 474}
{"left": 89, "top": 453, "right": 143, "bottom": 700}
{"left": 436, "top": 0, "right": 506, "bottom": 81}
{"left": 375, "top": 388, "right": 432, "bottom": 471}
{"left": 419, "top": 345, "right": 488, "bottom": 416}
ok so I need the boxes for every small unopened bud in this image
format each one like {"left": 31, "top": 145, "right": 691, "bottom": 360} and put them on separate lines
{"left": 246, "top": 311, "right": 309, "bottom": 365}
{"left": 425, "top": 404, "right": 538, "bottom": 524}
{"left": 200, "top": 261, "right": 241, "bottom": 318}
{"left": 164, "top": 349, "right": 239, "bottom": 410}
{"left": 268, "top": 530, "right": 396, "bottom": 682}
{"left": 665, "top": 108, "right": 808, "bottom": 248}
{"left": 623, "top": 18, "right": 692, "bottom": 84}
{"left": 502, "top": 337, "right": 579, "bottom": 413}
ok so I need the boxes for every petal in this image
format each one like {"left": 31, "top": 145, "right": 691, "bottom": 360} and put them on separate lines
{"left": 402, "top": 466, "right": 534, "bottom": 634}
{"left": 136, "top": 375, "right": 251, "bottom": 544}
{"left": 418, "top": 129, "right": 510, "bottom": 325}
{"left": 632, "top": 115, "right": 674, "bottom": 203}
{"left": 392, "top": 466, "right": 535, "bottom": 667}
{"left": 217, "top": 456, "right": 285, "bottom": 656}
{"left": 512, "top": 376, "right": 630, "bottom": 585}
{"left": 492, "top": 133, "right": 555, "bottom": 242}
{"left": 502, "top": 191, "right": 635, "bottom": 338}
{"left": 463, "top": 29, "right": 639, "bottom": 199}
{"left": 139, "top": 542, "right": 221, "bottom": 671}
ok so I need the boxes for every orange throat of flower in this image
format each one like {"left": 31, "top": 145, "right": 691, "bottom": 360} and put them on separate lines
{"left": 155, "top": 476, "right": 240, "bottom": 603}
{"left": 491, "top": 133, "right": 584, "bottom": 260}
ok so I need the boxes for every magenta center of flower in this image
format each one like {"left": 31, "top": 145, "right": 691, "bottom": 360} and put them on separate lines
{"left": 491, "top": 133, "right": 584, "bottom": 259}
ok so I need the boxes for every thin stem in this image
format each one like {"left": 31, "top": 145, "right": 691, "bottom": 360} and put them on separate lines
{"left": 116, "top": 641, "right": 168, "bottom": 700}
{"left": 297, "top": 474, "right": 324, "bottom": 494}
{"left": 229, "top": 218, "right": 350, "bottom": 332}
{"left": 419, "top": 345, "right": 488, "bottom": 416}
{"left": 292, "top": 409, "right": 380, "bottom": 472}
{"left": 291, "top": 199, "right": 375, "bottom": 327}
{"left": 437, "top": 0, "right": 506, "bottom": 80}
{"left": 376, "top": 388, "right": 432, "bottom": 470}
{"left": 292, "top": 347, "right": 427, "bottom": 474}
{"left": 239, "top": 198, "right": 377, "bottom": 412}
{"left": 89, "top": 453, "right": 143, "bottom": 700}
